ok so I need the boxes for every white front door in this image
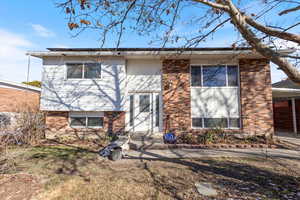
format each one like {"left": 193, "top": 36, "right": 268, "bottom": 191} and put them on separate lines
{"left": 129, "top": 92, "right": 161, "bottom": 132}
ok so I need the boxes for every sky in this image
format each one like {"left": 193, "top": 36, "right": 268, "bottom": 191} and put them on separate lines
{"left": 0, "top": 0, "right": 297, "bottom": 83}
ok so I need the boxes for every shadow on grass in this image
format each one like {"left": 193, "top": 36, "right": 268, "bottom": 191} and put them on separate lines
{"left": 128, "top": 151, "right": 300, "bottom": 199}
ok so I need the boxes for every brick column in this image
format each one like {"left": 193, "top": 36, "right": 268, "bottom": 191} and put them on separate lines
{"left": 162, "top": 59, "right": 191, "bottom": 134}
{"left": 104, "top": 111, "right": 125, "bottom": 134}
{"left": 239, "top": 59, "right": 274, "bottom": 137}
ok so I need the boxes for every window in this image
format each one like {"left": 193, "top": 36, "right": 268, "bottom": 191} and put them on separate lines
{"left": 227, "top": 65, "right": 238, "bottom": 86}
{"left": 70, "top": 112, "right": 103, "bottom": 128}
{"left": 139, "top": 95, "right": 150, "bottom": 112}
{"left": 190, "top": 65, "right": 238, "bottom": 87}
{"left": 229, "top": 118, "right": 240, "bottom": 128}
{"left": 192, "top": 118, "right": 202, "bottom": 128}
{"left": 155, "top": 95, "right": 160, "bottom": 127}
{"left": 84, "top": 63, "right": 101, "bottom": 79}
{"left": 204, "top": 118, "right": 227, "bottom": 128}
{"left": 67, "top": 63, "right": 83, "bottom": 79}
{"left": 87, "top": 117, "right": 103, "bottom": 127}
{"left": 66, "top": 63, "right": 101, "bottom": 79}
{"left": 192, "top": 118, "right": 240, "bottom": 129}
{"left": 191, "top": 66, "right": 202, "bottom": 86}
{"left": 129, "top": 95, "right": 134, "bottom": 126}
{"left": 70, "top": 117, "right": 86, "bottom": 127}
{"left": 203, "top": 65, "right": 226, "bottom": 87}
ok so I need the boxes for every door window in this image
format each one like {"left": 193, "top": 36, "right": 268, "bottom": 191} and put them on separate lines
{"left": 139, "top": 95, "right": 150, "bottom": 112}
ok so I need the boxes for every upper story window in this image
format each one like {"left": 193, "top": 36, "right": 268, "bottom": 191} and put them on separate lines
{"left": 191, "top": 65, "right": 239, "bottom": 87}
{"left": 66, "top": 63, "right": 101, "bottom": 79}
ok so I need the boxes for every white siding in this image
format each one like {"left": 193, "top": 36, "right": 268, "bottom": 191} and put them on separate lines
{"left": 126, "top": 59, "right": 162, "bottom": 92}
{"left": 191, "top": 88, "right": 240, "bottom": 118}
{"left": 41, "top": 57, "right": 127, "bottom": 111}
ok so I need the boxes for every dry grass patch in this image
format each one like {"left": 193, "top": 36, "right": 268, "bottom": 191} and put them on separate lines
{"left": 0, "top": 146, "right": 300, "bottom": 200}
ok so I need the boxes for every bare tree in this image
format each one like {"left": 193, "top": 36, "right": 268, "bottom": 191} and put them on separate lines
{"left": 56, "top": 0, "right": 300, "bottom": 83}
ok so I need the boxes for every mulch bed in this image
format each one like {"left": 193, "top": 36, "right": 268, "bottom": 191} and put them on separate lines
{"left": 130, "top": 143, "right": 280, "bottom": 150}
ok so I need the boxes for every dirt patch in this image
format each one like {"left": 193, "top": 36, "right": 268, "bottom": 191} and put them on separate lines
{"left": 0, "top": 173, "right": 41, "bottom": 200}
{"left": 1, "top": 146, "right": 300, "bottom": 200}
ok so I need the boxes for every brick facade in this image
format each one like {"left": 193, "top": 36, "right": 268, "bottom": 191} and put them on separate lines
{"left": 239, "top": 59, "right": 274, "bottom": 137}
{"left": 162, "top": 58, "right": 274, "bottom": 137}
{"left": 162, "top": 59, "right": 191, "bottom": 134}
{"left": 45, "top": 111, "right": 125, "bottom": 140}
{"left": 0, "top": 87, "right": 40, "bottom": 112}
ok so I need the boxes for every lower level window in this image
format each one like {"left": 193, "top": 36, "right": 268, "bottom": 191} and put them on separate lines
{"left": 192, "top": 117, "right": 240, "bottom": 128}
{"left": 70, "top": 112, "right": 103, "bottom": 128}
{"left": 204, "top": 118, "right": 227, "bottom": 128}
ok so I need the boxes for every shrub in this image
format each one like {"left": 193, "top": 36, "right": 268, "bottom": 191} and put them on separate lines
{"left": 0, "top": 105, "right": 46, "bottom": 147}
{"left": 177, "top": 133, "right": 197, "bottom": 144}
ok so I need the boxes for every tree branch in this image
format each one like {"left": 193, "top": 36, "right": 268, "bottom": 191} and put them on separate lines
{"left": 225, "top": 0, "right": 300, "bottom": 84}
{"left": 279, "top": 5, "right": 300, "bottom": 16}
{"left": 245, "top": 16, "right": 300, "bottom": 45}
{"left": 192, "top": 0, "right": 229, "bottom": 11}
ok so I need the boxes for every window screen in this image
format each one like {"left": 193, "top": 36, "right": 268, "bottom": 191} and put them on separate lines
{"left": 191, "top": 66, "right": 202, "bottom": 86}
{"left": 203, "top": 66, "right": 226, "bottom": 87}
{"left": 84, "top": 63, "right": 101, "bottom": 79}
{"left": 67, "top": 63, "right": 83, "bottom": 79}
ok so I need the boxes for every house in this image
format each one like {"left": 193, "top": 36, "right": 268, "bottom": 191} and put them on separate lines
{"left": 28, "top": 47, "right": 293, "bottom": 139}
{"left": 272, "top": 79, "right": 300, "bottom": 134}
{"left": 0, "top": 80, "right": 41, "bottom": 128}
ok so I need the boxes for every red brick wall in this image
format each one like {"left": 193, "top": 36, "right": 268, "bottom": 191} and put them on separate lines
{"left": 0, "top": 87, "right": 40, "bottom": 112}
{"left": 273, "top": 100, "right": 293, "bottom": 132}
{"left": 162, "top": 59, "right": 191, "bottom": 134}
{"left": 239, "top": 59, "right": 274, "bottom": 136}
{"left": 45, "top": 111, "right": 125, "bottom": 139}
{"left": 162, "top": 58, "right": 274, "bottom": 137}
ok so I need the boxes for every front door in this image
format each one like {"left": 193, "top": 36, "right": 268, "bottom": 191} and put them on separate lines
{"left": 130, "top": 93, "right": 160, "bottom": 132}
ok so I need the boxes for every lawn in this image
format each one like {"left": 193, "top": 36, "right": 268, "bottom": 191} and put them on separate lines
{"left": 0, "top": 145, "right": 300, "bottom": 200}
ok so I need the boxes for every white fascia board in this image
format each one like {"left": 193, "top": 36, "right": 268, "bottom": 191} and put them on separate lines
{"left": 27, "top": 50, "right": 256, "bottom": 57}
{"left": 0, "top": 79, "right": 41, "bottom": 92}
{"left": 272, "top": 88, "right": 300, "bottom": 93}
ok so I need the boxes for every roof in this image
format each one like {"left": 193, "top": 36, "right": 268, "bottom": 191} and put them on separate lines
{"left": 47, "top": 47, "right": 253, "bottom": 51}
{"left": 272, "top": 79, "right": 300, "bottom": 89}
{"left": 0, "top": 80, "right": 41, "bottom": 92}
{"left": 28, "top": 47, "right": 295, "bottom": 58}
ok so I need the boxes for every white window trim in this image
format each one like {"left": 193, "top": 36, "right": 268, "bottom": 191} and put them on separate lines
{"left": 190, "top": 64, "right": 240, "bottom": 88}
{"left": 190, "top": 64, "right": 241, "bottom": 130}
{"left": 65, "top": 61, "right": 102, "bottom": 80}
{"left": 69, "top": 112, "right": 104, "bottom": 128}
{"left": 191, "top": 117, "right": 241, "bottom": 130}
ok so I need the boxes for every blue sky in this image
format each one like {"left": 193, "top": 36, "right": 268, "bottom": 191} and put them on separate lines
{"left": 0, "top": 0, "right": 295, "bottom": 83}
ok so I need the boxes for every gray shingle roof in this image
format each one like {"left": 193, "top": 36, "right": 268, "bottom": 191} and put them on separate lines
{"left": 272, "top": 79, "right": 300, "bottom": 89}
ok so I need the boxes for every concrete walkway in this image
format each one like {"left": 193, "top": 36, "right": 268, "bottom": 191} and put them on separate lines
{"left": 275, "top": 132, "right": 300, "bottom": 150}
{"left": 127, "top": 148, "right": 300, "bottom": 160}
{"left": 126, "top": 132, "right": 300, "bottom": 160}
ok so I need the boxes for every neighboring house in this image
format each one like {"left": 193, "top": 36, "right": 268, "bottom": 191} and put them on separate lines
{"left": 272, "top": 79, "right": 300, "bottom": 134}
{"left": 28, "top": 47, "right": 292, "bottom": 139}
{"left": 0, "top": 80, "right": 41, "bottom": 128}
